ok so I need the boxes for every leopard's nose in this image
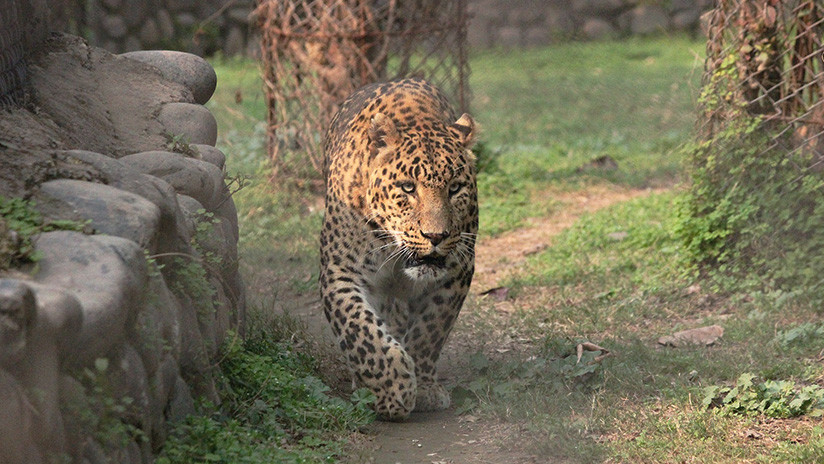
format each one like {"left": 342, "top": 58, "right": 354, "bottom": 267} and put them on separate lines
{"left": 421, "top": 230, "right": 450, "bottom": 246}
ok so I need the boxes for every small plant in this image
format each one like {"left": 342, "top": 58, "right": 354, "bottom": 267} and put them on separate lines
{"left": 0, "top": 196, "right": 88, "bottom": 269}
{"left": 774, "top": 323, "right": 824, "bottom": 349}
{"left": 168, "top": 256, "right": 216, "bottom": 318}
{"left": 157, "top": 330, "right": 375, "bottom": 463}
{"left": 164, "top": 132, "right": 200, "bottom": 158}
{"left": 61, "top": 358, "right": 145, "bottom": 451}
{"left": 165, "top": 209, "right": 223, "bottom": 318}
{"left": 702, "top": 373, "right": 824, "bottom": 419}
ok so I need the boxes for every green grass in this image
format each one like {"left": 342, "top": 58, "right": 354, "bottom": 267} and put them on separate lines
{"left": 471, "top": 36, "right": 703, "bottom": 235}
{"left": 460, "top": 193, "right": 824, "bottom": 462}
{"left": 157, "top": 319, "right": 375, "bottom": 464}
{"left": 200, "top": 36, "right": 824, "bottom": 463}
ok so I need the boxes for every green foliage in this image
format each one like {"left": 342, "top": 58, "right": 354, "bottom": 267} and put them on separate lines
{"left": 158, "top": 331, "right": 374, "bottom": 463}
{"left": 675, "top": 112, "right": 824, "bottom": 303}
{"left": 167, "top": 209, "right": 222, "bottom": 318}
{"left": 774, "top": 322, "right": 824, "bottom": 349}
{"left": 678, "top": 11, "right": 824, "bottom": 304}
{"left": 61, "top": 358, "right": 145, "bottom": 450}
{"left": 703, "top": 373, "right": 824, "bottom": 419}
{"left": 164, "top": 132, "right": 200, "bottom": 158}
{"left": 0, "top": 196, "right": 88, "bottom": 269}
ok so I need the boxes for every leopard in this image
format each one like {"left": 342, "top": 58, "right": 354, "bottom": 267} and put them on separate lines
{"left": 319, "top": 77, "right": 478, "bottom": 421}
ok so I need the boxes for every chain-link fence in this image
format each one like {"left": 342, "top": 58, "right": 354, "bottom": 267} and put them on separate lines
{"left": 702, "top": 0, "right": 824, "bottom": 140}
{"left": 1, "top": 0, "right": 27, "bottom": 108}
{"left": 682, "top": 0, "right": 824, "bottom": 299}
{"left": 254, "top": 0, "right": 470, "bottom": 179}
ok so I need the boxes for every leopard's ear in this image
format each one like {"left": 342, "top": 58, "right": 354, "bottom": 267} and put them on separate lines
{"left": 368, "top": 113, "right": 400, "bottom": 159}
{"left": 450, "top": 113, "right": 476, "bottom": 148}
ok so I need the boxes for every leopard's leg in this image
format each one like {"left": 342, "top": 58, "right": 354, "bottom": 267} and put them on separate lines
{"left": 404, "top": 277, "right": 470, "bottom": 412}
{"left": 321, "top": 269, "right": 416, "bottom": 421}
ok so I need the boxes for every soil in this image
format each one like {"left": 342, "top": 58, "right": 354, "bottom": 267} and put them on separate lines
{"left": 267, "top": 184, "right": 660, "bottom": 464}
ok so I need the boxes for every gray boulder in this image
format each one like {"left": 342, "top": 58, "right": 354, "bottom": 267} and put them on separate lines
{"left": 120, "top": 51, "right": 217, "bottom": 105}
{"left": 37, "top": 179, "right": 161, "bottom": 249}
{"left": 32, "top": 231, "right": 147, "bottom": 366}
{"left": 158, "top": 102, "right": 218, "bottom": 146}
{"left": 121, "top": 151, "right": 226, "bottom": 211}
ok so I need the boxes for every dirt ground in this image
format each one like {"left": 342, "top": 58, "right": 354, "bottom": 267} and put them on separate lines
{"left": 264, "top": 185, "right": 658, "bottom": 464}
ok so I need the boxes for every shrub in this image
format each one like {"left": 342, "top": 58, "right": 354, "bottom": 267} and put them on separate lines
{"left": 157, "top": 330, "right": 375, "bottom": 463}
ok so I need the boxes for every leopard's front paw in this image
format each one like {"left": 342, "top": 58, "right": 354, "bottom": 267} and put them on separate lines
{"left": 372, "top": 344, "right": 417, "bottom": 421}
{"left": 414, "top": 382, "right": 450, "bottom": 412}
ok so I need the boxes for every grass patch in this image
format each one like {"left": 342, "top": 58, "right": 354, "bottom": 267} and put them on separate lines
{"left": 471, "top": 36, "right": 703, "bottom": 236}
{"left": 459, "top": 192, "right": 824, "bottom": 462}
{"left": 157, "top": 319, "right": 374, "bottom": 464}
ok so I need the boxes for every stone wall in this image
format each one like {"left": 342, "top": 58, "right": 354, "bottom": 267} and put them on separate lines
{"left": 467, "top": 0, "right": 714, "bottom": 48}
{"left": 0, "top": 30, "right": 245, "bottom": 463}
{"left": 81, "top": 0, "right": 711, "bottom": 57}
{"left": 85, "top": 0, "right": 257, "bottom": 56}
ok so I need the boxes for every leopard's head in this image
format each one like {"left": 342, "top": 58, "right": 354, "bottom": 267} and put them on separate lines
{"left": 365, "top": 112, "right": 478, "bottom": 280}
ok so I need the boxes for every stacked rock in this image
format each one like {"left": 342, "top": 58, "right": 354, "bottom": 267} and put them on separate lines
{"left": 0, "top": 41, "right": 245, "bottom": 463}
{"left": 467, "top": 0, "right": 713, "bottom": 47}
{"left": 88, "top": 0, "right": 257, "bottom": 56}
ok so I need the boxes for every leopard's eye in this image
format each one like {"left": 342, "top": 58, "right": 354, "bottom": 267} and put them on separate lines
{"left": 399, "top": 181, "right": 416, "bottom": 194}
{"left": 448, "top": 182, "right": 462, "bottom": 196}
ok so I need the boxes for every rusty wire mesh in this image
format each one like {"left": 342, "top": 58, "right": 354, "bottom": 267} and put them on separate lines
{"left": 688, "top": 0, "right": 824, "bottom": 296}
{"left": 254, "top": 0, "right": 470, "bottom": 179}
{"left": 702, "top": 0, "right": 824, "bottom": 151}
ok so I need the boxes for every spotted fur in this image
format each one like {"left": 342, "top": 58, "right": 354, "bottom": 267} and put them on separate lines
{"left": 320, "top": 78, "right": 478, "bottom": 421}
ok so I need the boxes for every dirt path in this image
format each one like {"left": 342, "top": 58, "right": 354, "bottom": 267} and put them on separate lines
{"left": 472, "top": 185, "right": 662, "bottom": 292}
{"left": 268, "top": 185, "right": 659, "bottom": 464}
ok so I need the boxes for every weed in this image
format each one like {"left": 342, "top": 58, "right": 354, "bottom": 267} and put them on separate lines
{"left": 163, "top": 132, "right": 200, "bottom": 158}
{"left": 157, "top": 328, "right": 374, "bottom": 463}
{"left": 0, "top": 196, "right": 88, "bottom": 269}
{"left": 703, "top": 373, "right": 824, "bottom": 419}
{"left": 164, "top": 208, "right": 225, "bottom": 319}
{"left": 168, "top": 255, "right": 216, "bottom": 318}
{"left": 61, "top": 358, "right": 145, "bottom": 452}
{"left": 774, "top": 323, "right": 824, "bottom": 349}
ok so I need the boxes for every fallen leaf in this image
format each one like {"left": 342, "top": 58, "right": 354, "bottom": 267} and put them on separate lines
{"left": 763, "top": 5, "right": 776, "bottom": 27}
{"left": 576, "top": 341, "right": 613, "bottom": 364}
{"left": 480, "top": 286, "right": 509, "bottom": 301}
{"left": 658, "top": 325, "right": 724, "bottom": 347}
